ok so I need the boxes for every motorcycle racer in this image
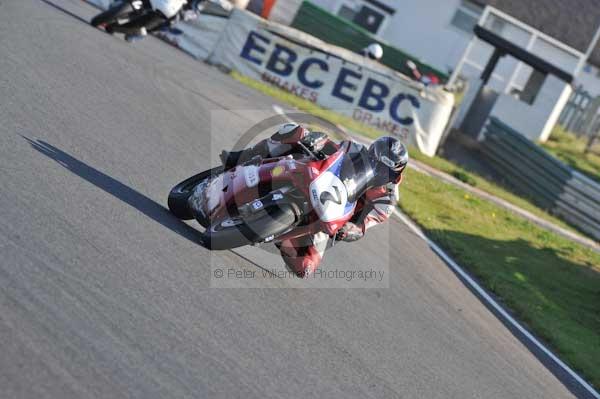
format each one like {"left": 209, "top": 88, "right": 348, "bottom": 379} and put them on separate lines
{"left": 92, "top": 0, "right": 196, "bottom": 42}
{"left": 220, "top": 123, "right": 408, "bottom": 278}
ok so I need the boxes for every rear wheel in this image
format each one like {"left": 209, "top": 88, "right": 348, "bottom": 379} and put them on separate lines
{"left": 91, "top": 2, "right": 132, "bottom": 28}
{"left": 203, "top": 205, "right": 297, "bottom": 250}
{"left": 168, "top": 166, "right": 224, "bottom": 220}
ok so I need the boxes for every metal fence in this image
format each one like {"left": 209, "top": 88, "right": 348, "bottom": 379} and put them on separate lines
{"left": 481, "top": 117, "right": 600, "bottom": 240}
{"left": 558, "top": 85, "right": 600, "bottom": 138}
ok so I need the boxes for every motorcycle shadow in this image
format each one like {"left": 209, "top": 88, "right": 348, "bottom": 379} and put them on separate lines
{"left": 24, "top": 136, "right": 206, "bottom": 247}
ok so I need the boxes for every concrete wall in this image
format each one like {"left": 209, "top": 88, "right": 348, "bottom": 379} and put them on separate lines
{"left": 490, "top": 75, "right": 572, "bottom": 141}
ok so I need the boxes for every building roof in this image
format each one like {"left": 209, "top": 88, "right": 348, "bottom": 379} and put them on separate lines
{"left": 474, "top": 0, "right": 600, "bottom": 67}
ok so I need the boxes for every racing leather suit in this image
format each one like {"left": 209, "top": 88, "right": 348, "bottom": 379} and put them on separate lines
{"left": 222, "top": 128, "right": 400, "bottom": 278}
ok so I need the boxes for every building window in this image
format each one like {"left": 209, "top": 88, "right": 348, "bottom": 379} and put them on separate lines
{"left": 336, "top": 1, "right": 394, "bottom": 35}
{"left": 354, "top": 5, "right": 385, "bottom": 33}
{"left": 450, "top": 0, "right": 483, "bottom": 33}
{"left": 490, "top": 17, "right": 505, "bottom": 34}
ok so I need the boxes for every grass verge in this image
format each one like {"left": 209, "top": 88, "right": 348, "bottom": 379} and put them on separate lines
{"left": 400, "top": 167, "right": 600, "bottom": 388}
{"left": 542, "top": 126, "right": 600, "bottom": 184}
{"left": 408, "top": 150, "right": 579, "bottom": 234}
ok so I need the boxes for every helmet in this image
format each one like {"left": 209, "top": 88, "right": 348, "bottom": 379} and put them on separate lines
{"left": 364, "top": 43, "right": 383, "bottom": 60}
{"left": 368, "top": 136, "right": 408, "bottom": 185}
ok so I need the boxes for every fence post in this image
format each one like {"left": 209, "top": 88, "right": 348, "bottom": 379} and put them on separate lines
{"left": 585, "top": 128, "right": 599, "bottom": 154}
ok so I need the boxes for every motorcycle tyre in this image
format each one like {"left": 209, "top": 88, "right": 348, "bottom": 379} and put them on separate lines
{"left": 168, "top": 166, "right": 224, "bottom": 221}
{"left": 203, "top": 205, "right": 297, "bottom": 250}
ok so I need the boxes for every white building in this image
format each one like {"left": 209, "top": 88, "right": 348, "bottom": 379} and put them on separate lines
{"left": 270, "top": 0, "right": 600, "bottom": 96}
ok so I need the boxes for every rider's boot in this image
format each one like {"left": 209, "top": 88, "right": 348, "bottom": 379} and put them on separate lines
{"left": 277, "top": 233, "right": 328, "bottom": 278}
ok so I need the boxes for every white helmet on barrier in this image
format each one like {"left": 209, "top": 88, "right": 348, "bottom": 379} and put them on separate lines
{"left": 363, "top": 43, "right": 383, "bottom": 61}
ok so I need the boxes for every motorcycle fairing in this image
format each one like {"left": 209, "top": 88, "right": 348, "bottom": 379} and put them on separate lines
{"left": 309, "top": 152, "right": 356, "bottom": 223}
{"left": 188, "top": 141, "right": 375, "bottom": 244}
{"left": 243, "top": 165, "right": 260, "bottom": 188}
{"left": 337, "top": 141, "right": 375, "bottom": 202}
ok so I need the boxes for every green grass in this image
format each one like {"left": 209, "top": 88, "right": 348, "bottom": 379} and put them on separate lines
{"left": 232, "top": 70, "right": 600, "bottom": 387}
{"left": 408, "top": 150, "right": 579, "bottom": 234}
{"left": 542, "top": 125, "right": 600, "bottom": 184}
{"left": 399, "top": 167, "right": 600, "bottom": 389}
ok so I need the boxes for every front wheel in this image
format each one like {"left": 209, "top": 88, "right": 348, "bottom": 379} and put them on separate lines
{"left": 91, "top": 2, "right": 132, "bottom": 27}
{"left": 203, "top": 205, "right": 297, "bottom": 250}
{"left": 168, "top": 166, "right": 224, "bottom": 220}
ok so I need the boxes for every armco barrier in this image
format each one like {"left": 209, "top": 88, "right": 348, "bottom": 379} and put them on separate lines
{"left": 290, "top": 1, "right": 448, "bottom": 83}
{"left": 481, "top": 117, "right": 600, "bottom": 240}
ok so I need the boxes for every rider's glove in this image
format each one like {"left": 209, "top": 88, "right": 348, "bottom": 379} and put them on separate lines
{"left": 335, "top": 222, "right": 364, "bottom": 242}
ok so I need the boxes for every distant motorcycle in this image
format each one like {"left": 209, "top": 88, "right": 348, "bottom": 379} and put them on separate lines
{"left": 90, "top": 0, "right": 195, "bottom": 39}
{"left": 167, "top": 135, "right": 374, "bottom": 250}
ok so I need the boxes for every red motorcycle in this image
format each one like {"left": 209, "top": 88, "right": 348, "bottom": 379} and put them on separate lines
{"left": 167, "top": 135, "right": 374, "bottom": 250}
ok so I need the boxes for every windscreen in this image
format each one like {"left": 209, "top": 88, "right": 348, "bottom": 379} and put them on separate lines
{"left": 338, "top": 141, "right": 374, "bottom": 202}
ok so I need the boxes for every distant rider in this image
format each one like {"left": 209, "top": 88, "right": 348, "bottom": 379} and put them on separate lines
{"left": 104, "top": 0, "right": 196, "bottom": 42}
{"left": 220, "top": 123, "right": 408, "bottom": 278}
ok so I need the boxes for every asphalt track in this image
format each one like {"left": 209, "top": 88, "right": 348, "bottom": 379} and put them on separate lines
{"left": 0, "top": 0, "right": 589, "bottom": 397}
